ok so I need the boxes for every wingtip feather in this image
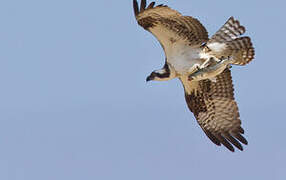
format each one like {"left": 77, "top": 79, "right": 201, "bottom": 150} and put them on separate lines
{"left": 216, "top": 134, "right": 235, "bottom": 152}
{"left": 133, "top": 0, "right": 139, "bottom": 17}
{"left": 140, "top": 0, "right": 146, "bottom": 12}
{"left": 224, "top": 133, "right": 243, "bottom": 151}
{"left": 147, "top": 2, "right": 155, "bottom": 9}
{"left": 233, "top": 133, "right": 248, "bottom": 145}
{"left": 204, "top": 130, "right": 221, "bottom": 146}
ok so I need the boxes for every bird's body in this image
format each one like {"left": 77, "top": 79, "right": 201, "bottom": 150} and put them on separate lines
{"left": 133, "top": 0, "right": 255, "bottom": 152}
{"left": 167, "top": 45, "right": 202, "bottom": 75}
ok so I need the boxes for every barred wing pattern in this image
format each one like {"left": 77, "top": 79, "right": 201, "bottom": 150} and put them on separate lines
{"left": 133, "top": 0, "right": 208, "bottom": 52}
{"left": 133, "top": 0, "right": 252, "bottom": 152}
{"left": 182, "top": 68, "right": 248, "bottom": 152}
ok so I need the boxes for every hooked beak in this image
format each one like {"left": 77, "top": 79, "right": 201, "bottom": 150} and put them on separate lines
{"left": 146, "top": 76, "right": 152, "bottom": 82}
{"left": 146, "top": 72, "right": 156, "bottom": 82}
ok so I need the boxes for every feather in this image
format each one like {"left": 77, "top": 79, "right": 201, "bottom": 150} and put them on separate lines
{"left": 133, "top": 0, "right": 139, "bottom": 17}
{"left": 203, "top": 129, "right": 221, "bottom": 146}
{"left": 140, "top": 0, "right": 146, "bottom": 12}
{"left": 232, "top": 133, "right": 248, "bottom": 145}
{"left": 216, "top": 134, "right": 235, "bottom": 152}
{"left": 181, "top": 69, "right": 248, "bottom": 152}
{"left": 209, "top": 16, "right": 246, "bottom": 43}
{"left": 238, "top": 127, "right": 245, "bottom": 134}
{"left": 147, "top": 2, "right": 155, "bottom": 9}
{"left": 223, "top": 133, "right": 243, "bottom": 151}
{"left": 133, "top": 1, "right": 253, "bottom": 152}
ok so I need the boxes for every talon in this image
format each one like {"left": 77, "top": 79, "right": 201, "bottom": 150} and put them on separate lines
{"left": 188, "top": 63, "right": 201, "bottom": 74}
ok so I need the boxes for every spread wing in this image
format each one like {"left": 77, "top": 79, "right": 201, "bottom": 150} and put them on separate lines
{"left": 180, "top": 68, "right": 248, "bottom": 152}
{"left": 133, "top": 0, "right": 208, "bottom": 54}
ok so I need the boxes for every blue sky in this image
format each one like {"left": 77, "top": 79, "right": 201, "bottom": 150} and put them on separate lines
{"left": 0, "top": 0, "right": 285, "bottom": 179}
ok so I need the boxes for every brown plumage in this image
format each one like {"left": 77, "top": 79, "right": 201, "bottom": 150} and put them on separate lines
{"left": 133, "top": 0, "right": 254, "bottom": 152}
{"left": 182, "top": 69, "right": 247, "bottom": 152}
{"left": 133, "top": 0, "right": 208, "bottom": 48}
{"left": 208, "top": 17, "right": 255, "bottom": 66}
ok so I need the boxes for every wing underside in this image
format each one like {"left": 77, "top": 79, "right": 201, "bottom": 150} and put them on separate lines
{"left": 181, "top": 69, "right": 248, "bottom": 152}
{"left": 133, "top": 0, "right": 208, "bottom": 51}
{"left": 133, "top": 0, "right": 250, "bottom": 152}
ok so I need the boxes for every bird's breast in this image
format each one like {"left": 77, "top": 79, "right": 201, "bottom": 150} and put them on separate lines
{"left": 166, "top": 46, "right": 204, "bottom": 75}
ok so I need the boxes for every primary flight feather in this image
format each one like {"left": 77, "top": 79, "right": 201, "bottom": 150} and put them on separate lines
{"left": 133, "top": 0, "right": 254, "bottom": 152}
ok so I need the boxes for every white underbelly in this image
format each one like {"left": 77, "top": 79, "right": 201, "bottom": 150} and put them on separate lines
{"left": 166, "top": 46, "right": 204, "bottom": 75}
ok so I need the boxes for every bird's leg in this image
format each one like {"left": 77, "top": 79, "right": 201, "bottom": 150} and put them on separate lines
{"left": 187, "top": 58, "right": 213, "bottom": 81}
{"left": 199, "top": 57, "right": 220, "bottom": 69}
{"left": 187, "top": 63, "right": 202, "bottom": 81}
{"left": 188, "top": 63, "right": 201, "bottom": 75}
{"left": 199, "top": 58, "right": 212, "bottom": 69}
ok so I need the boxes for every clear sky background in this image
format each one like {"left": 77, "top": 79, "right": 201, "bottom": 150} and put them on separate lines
{"left": 0, "top": 0, "right": 285, "bottom": 179}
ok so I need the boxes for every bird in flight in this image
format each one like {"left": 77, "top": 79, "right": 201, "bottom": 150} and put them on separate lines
{"left": 133, "top": 0, "right": 255, "bottom": 152}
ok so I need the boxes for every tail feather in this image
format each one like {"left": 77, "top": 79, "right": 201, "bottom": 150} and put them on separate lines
{"left": 209, "top": 17, "right": 246, "bottom": 43}
{"left": 227, "top": 37, "right": 255, "bottom": 65}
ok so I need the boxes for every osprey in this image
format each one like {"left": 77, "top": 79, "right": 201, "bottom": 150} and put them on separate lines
{"left": 133, "top": 0, "right": 255, "bottom": 152}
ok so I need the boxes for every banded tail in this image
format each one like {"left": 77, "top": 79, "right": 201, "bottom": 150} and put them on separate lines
{"left": 209, "top": 16, "right": 246, "bottom": 43}
{"left": 227, "top": 37, "right": 255, "bottom": 65}
{"left": 208, "top": 17, "right": 255, "bottom": 66}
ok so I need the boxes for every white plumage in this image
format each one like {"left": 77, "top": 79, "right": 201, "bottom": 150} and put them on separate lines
{"left": 133, "top": 0, "right": 254, "bottom": 152}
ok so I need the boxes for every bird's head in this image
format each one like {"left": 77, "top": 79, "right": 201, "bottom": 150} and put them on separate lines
{"left": 146, "top": 71, "right": 159, "bottom": 81}
{"left": 146, "top": 63, "right": 176, "bottom": 82}
{"left": 146, "top": 69, "right": 173, "bottom": 82}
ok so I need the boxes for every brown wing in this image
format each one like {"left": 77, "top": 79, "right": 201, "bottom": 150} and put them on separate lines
{"left": 180, "top": 68, "right": 248, "bottom": 152}
{"left": 133, "top": 0, "right": 208, "bottom": 52}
